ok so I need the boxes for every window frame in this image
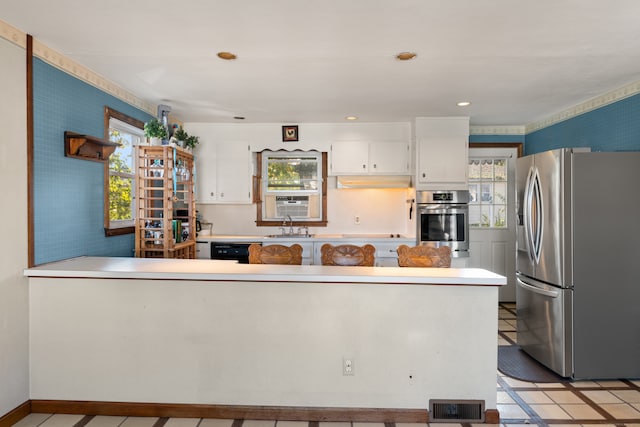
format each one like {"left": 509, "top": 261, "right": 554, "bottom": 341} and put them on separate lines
{"left": 103, "top": 107, "right": 145, "bottom": 236}
{"left": 255, "top": 150, "right": 328, "bottom": 227}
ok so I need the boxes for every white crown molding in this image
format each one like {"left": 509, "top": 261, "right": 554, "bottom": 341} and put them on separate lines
{"left": 470, "top": 125, "right": 525, "bottom": 135}
{"left": 0, "top": 19, "right": 26, "bottom": 48}
{"left": 525, "top": 80, "right": 640, "bottom": 133}
{"left": 0, "top": 19, "right": 155, "bottom": 116}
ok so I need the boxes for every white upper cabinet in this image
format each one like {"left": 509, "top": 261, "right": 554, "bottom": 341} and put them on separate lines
{"left": 194, "top": 141, "right": 252, "bottom": 204}
{"left": 330, "top": 141, "right": 410, "bottom": 175}
{"left": 415, "top": 117, "right": 469, "bottom": 190}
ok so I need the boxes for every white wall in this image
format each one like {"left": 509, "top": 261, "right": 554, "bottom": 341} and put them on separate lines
{"left": 30, "top": 276, "right": 498, "bottom": 410}
{"left": 0, "top": 37, "right": 29, "bottom": 416}
{"left": 185, "top": 122, "right": 417, "bottom": 236}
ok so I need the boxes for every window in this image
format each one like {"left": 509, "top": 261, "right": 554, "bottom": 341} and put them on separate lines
{"left": 468, "top": 157, "right": 508, "bottom": 228}
{"left": 255, "top": 150, "right": 328, "bottom": 227}
{"left": 103, "top": 107, "right": 144, "bottom": 236}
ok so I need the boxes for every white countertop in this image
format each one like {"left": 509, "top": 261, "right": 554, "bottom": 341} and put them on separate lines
{"left": 24, "top": 256, "right": 505, "bottom": 286}
{"left": 195, "top": 233, "right": 415, "bottom": 242}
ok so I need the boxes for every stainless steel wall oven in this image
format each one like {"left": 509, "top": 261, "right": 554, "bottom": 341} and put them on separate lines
{"left": 416, "top": 190, "right": 469, "bottom": 257}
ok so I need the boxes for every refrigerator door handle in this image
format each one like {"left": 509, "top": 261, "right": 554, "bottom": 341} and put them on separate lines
{"left": 523, "top": 167, "right": 536, "bottom": 262}
{"left": 524, "top": 166, "right": 543, "bottom": 264}
{"left": 517, "top": 277, "right": 560, "bottom": 298}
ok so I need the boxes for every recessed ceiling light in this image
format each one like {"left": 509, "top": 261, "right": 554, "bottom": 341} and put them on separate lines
{"left": 217, "top": 51, "right": 237, "bottom": 60}
{"left": 457, "top": 101, "right": 471, "bottom": 107}
{"left": 345, "top": 116, "right": 358, "bottom": 121}
{"left": 396, "top": 52, "right": 417, "bottom": 61}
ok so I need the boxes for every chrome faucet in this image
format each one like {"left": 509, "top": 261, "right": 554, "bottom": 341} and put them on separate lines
{"left": 286, "top": 214, "right": 294, "bottom": 235}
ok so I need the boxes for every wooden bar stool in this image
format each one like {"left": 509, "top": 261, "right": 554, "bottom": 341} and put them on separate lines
{"left": 320, "top": 243, "right": 375, "bottom": 266}
{"left": 248, "top": 243, "right": 303, "bottom": 265}
{"left": 396, "top": 245, "right": 451, "bottom": 267}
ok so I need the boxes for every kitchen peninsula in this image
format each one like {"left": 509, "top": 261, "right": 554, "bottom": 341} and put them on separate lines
{"left": 25, "top": 257, "right": 505, "bottom": 423}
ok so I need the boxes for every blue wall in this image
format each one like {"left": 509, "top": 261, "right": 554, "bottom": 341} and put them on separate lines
{"left": 34, "top": 59, "right": 153, "bottom": 264}
{"left": 525, "top": 93, "right": 640, "bottom": 155}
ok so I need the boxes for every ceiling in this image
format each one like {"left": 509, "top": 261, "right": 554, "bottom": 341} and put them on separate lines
{"left": 2, "top": 0, "right": 640, "bottom": 126}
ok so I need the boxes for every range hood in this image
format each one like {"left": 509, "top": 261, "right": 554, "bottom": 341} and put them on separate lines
{"left": 336, "top": 175, "right": 412, "bottom": 189}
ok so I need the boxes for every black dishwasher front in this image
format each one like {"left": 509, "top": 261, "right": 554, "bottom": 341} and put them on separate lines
{"left": 210, "top": 242, "right": 260, "bottom": 263}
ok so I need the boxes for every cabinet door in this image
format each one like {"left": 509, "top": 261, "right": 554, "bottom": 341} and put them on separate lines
{"left": 330, "top": 141, "right": 369, "bottom": 175}
{"left": 195, "top": 142, "right": 217, "bottom": 203}
{"left": 216, "top": 143, "right": 252, "bottom": 204}
{"left": 369, "top": 142, "right": 410, "bottom": 174}
{"left": 416, "top": 117, "right": 469, "bottom": 189}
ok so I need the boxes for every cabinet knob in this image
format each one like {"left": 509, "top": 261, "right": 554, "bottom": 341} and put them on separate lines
{"left": 362, "top": 164, "right": 366, "bottom": 169}
{"left": 373, "top": 164, "right": 377, "bottom": 169}
{"left": 220, "top": 192, "right": 224, "bottom": 198}
{"left": 422, "top": 172, "right": 426, "bottom": 178}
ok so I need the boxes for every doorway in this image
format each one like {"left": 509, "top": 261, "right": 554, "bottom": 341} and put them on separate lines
{"left": 468, "top": 145, "right": 520, "bottom": 301}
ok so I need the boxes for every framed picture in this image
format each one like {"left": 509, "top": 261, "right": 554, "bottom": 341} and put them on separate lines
{"left": 282, "top": 125, "right": 299, "bottom": 142}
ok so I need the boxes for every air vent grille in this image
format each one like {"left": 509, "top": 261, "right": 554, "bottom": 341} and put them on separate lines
{"left": 429, "top": 399, "right": 484, "bottom": 423}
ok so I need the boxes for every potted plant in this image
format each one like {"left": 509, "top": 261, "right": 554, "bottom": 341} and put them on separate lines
{"left": 173, "top": 126, "right": 189, "bottom": 148}
{"left": 144, "top": 118, "right": 168, "bottom": 145}
{"left": 185, "top": 134, "right": 200, "bottom": 150}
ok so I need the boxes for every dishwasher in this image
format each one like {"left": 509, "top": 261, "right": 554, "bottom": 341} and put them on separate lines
{"left": 208, "top": 242, "right": 261, "bottom": 263}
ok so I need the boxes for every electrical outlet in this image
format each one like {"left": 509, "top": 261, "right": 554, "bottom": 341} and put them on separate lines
{"left": 354, "top": 215, "right": 361, "bottom": 225}
{"left": 343, "top": 357, "right": 355, "bottom": 376}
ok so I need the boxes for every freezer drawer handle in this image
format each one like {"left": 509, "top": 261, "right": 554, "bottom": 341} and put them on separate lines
{"left": 516, "top": 277, "right": 559, "bottom": 298}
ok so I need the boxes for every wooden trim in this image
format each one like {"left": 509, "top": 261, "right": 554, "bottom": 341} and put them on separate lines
{"left": 103, "top": 107, "right": 144, "bottom": 237}
{"left": 485, "top": 408, "right": 500, "bottom": 424}
{"left": 469, "top": 142, "right": 523, "bottom": 158}
{"left": 0, "top": 401, "right": 30, "bottom": 427}
{"left": 255, "top": 150, "right": 328, "bottom": 228}
{"left": 30, "top": 400, "right": 428, "bottom": 423}
{"left": 27, "top": 34, "right": 35, "bottom": 267}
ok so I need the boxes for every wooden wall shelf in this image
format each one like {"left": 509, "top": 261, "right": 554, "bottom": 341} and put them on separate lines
{"left": 64, "top": 131, "right": 118, "bottom": 162}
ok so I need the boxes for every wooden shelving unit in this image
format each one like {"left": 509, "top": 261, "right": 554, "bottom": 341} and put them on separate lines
{"left": 64, "top": 131, "right": 119, "bottom": 162}
{"left": 135, "top": 145, "right": 196, "bottom": 259}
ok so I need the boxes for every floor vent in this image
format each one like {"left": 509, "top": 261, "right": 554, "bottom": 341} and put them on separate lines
{"left": 429, "top": 399, "right": 485, "bottom": 423}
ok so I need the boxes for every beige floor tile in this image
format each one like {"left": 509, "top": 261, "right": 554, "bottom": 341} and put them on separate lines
{"left": 319, "top": 423, "right": 351, "bottom": 427}
{"left": 496, "top": 403, "right": 529, "bottom": 419}
{"left": 165, "top": 418, "right": 202, "bottom": 427}
{"left": 534, "top": 382, "right": 567, "bottom": 389}
{"left": 570, "top": 380, "right": 599, "bottom": 388}
{"left": 497, "top": 336, "right": 512, "bottom": 346}
{"left": 200, "top": 419, "right": 235, "bottom": 427}
{"left": 503, "top": 332, "right": 517, "bottom": 341}
{"left": 395, "top": 423, "right": 427, "bottom": 427}
{"left": 544, "top": 390, "right": 586, "bottom": 404}
{"left": 517, "top": 390, "right": 554, "bottom": 404}
{"left": 528, "top": 404, "right": 571, "bottom": 420}
{"left": 120, "top": 417, "right": 159, "bottom": 427}
{"left": 595, "top": 380, "right": 630, "bottom": 388}
{"left": 633, "top": 402, "right": 640, "bottom": 412}
{"left": 276, "top": 422, "right": 310, "bottom": 427}
{"left": 497, "top": 391, "right": 516, "bottom": 404}
{"left": 86, "top": 415, "right": 127, "bottom": 426}
{"left": 559, "top": 403, "right": 605, "bottom": 419}
{"left": 353, "top": 423, "right": 384, "bottom": 427}
{"left": 243, "top": 421, "right": 276, "bottom": 427}
{"left": 11, "top": 413, "right": 53, "bottom": 427}
{"left": 498, "top": 320, "right": 514, "bottom": 330}
{"left": 501, "top": 376, "right": 537, "bottom": 388}
{"left": 40, "top": 414, "right": 86, "bottom": 426}
{"left": 580, "top": 389, "right": 623, "bottom": 403}
{"left": 600, "top": 403, "right": 640, "bottom": 419}
{"left": 611, "top": 389, "right": 640, "bottom": 403}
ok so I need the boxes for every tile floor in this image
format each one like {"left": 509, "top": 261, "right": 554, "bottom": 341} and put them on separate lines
{"left": 11, "top": 303, "right": 640, "bottom": 427}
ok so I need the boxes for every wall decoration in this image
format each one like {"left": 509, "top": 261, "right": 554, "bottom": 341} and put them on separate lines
{"left": 282, "top": 125, "right": 299, "bottom": 142}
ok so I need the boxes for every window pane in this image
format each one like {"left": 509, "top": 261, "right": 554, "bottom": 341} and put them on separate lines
{"left": 267, "top": 156, "right": 319, "bottom": 191}
{"left": 109, "top": 176, "right": 133, "bottom": 221}
{"left": 468, "top": 159, "right": 481, "bottom": 180}
{"left": 468, "top": 156, "right": 509, "bottom": 229}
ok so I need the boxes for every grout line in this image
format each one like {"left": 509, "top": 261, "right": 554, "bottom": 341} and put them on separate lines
{"left": 153, "top": 417, "right": 169, "bottom": 427}
{"left": 73, "top": 415, "right": 94, "bottom": 427}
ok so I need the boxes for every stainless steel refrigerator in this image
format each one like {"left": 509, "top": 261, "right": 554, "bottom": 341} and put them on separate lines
{"left": 516, "top": 147, "right": 640, "bottom": 379}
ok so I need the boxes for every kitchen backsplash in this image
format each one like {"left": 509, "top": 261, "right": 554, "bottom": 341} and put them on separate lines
{"left": 197, "top": 182, "right": 416, "bottom": 236}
